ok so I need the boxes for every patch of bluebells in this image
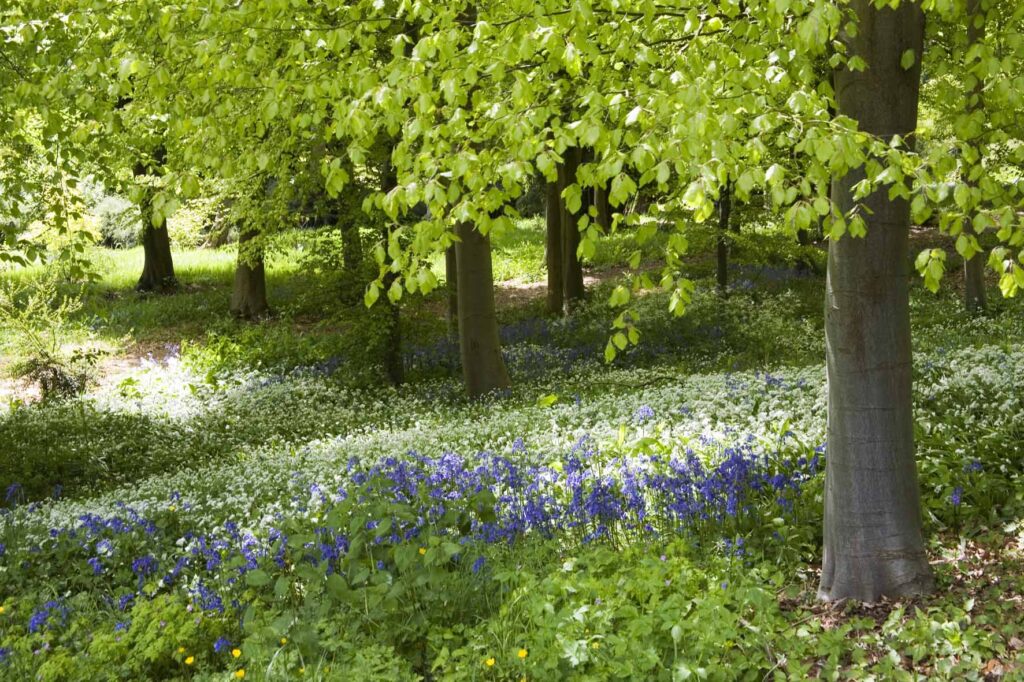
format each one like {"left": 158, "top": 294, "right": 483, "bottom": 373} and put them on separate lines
{"left": 28, "top": 601, "right": 69, "bottom": 634}
{"left": 963, "top": 460, "right": 983, "bottom": 474}
{"left": 3, "top": 435, "right": 820, "bottom": 646}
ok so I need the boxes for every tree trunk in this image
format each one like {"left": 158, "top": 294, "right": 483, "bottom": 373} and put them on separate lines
{"left": 455, "top": 220, "right": 510, "bottom": 398}
{"left": 964, "top": 255, "right": 986, "bottom": 313}
{"left": 963, "top": 0, "right": 987, "bottom": 314}
{"left": 446, "top": 245, "right": 459, "bottom": 336}
{"left": 381, "top": 157, "right": 404, "bottom": 385}
{"left": 717, "top": 183, "right": 731, "bottom": 293}
{"left": 559, "top": 147, "right": 585, "bottom": 312}
{"left": 136, "top": 192, "right": 177, "bottom": 293}
{"left": 594, "top": 183, "right": 612, "bottom": 232}
{"left": 819, "top": 0, "right": 933, "bottom": 602}
{"left": 230, "top": 229, "right": 269, "bottom": 319}
{"left": 341, "top": 220, "right": 362, "bottom": 274}
{"left": 796, "top": 227, "right": 816, "bottom": 274}
{"left": 545, "top": 180, "right": 564, "bottom": 316}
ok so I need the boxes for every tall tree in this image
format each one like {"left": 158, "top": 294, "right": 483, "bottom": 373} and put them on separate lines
{"left": 381, "top": 155, "right": 404, "bottom": 386}
{"left": 445, "top": 245, "right": 459, "bottom": 336}
{"left": 230, "top": 227, "right": 269, "bottom": 319}
{"left": 134, "top": 146, "right": 176, "bottom": 293}
{"left": 819, "top": 0, "right": 933, "bottom": 602}
{"left": 545, "top": 179, "right": 564, "bottom": 316}
{"left": 962, "top": 0, "right": 987, "bottom": 314}
{"left": 559, "top": 147, "right": 586, "bottom": 312}
{"left": 455, "top": 218, "right": 510, "bottom": 398}
{"left": 716, "top": 182, "right": 732, "bottom": 293}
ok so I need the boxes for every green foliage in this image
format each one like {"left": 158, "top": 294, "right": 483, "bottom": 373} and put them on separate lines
{"left": 0, "top": 273, "right": 101, "bottom": 402}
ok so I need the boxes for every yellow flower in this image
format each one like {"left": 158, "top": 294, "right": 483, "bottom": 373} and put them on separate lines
{"left": 280, "top": 637, "right": 287, "bottom": 645}
{"left": 177, "top": 647, "right": 185, "bottom": 654}
{"left": 419, "top": 547, "right": 427, "bottom": 556}
{"left": 185, "top": 656, "right": 195, "bottom": 665}
{"left": 169, "top": 505, "right": 176, "bottom": 512}
{"left": 485, "top": 657, "right": 496, "bottom": 667}
{"left": 235, "top": 670, "right": 245, "bottom": 679}
{"left": 298, "top": 668, "right": 305, "bottom": 675}
{"left": 518, "top": 648, "right": 528, "bottom": 659}
{"left": 0, "top": 606, "right": 5, "bottom": 614}
{"left": 232, "top": 648, "right": 241, "bottom": 659}
{"left": 591, "top": 641, "right": 601, "bottom": 650}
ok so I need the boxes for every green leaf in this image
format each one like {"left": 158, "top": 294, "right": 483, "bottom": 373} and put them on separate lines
{"left": 246, "top": 570, "right": 271, "bottom": 587}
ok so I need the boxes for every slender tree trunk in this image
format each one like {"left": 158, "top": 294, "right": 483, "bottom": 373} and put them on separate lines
{"left": 559, "top": 147, "right": 585, "bottom": 312}
{"left": 341, "top": 220, "right": 362, "bottom": 274}
{"left": 594, "top": 183, "right": 612, "bottom": 231}
{"left": 455, "top": 220, "right": 510, "bottom": 398}
{"left": 545, "top": 180, "right": 564, "bottom": 316}
{"left": 964, "top": 256, "right": 986, "bottom": 312}
{"left": 381, "top": 158, "right": 404, "bottom": 385}
{"left": 445, "top": 245, "right": 459, "bottom": 336}
{"left": 796, "top": 227, "right": 816, "bottom": 274}
{"left": 963, "top": 0, "right": 987, "bottom": 314}
{"left": 136, "top": 192, "right": 177, "bottom": 293}
{"left": 230, "top": 228, "right": 269, "bottom": 319}
{"left": 717, "top": 183, "right": 732, "bottom": 293}
{"left": 819, "top": 0, "right": 933, "bottom": 602}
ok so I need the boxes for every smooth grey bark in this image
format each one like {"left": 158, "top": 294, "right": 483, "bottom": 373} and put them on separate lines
{"left": 545, "top": 180, "right": 564, "bottom": 316}
{"left": 445, "top": 245, "right": 459, "bottom": 336}
{"left": 819, "top": 0, "right": 933, "bottom": 602}
{"left": 230, "top": 229, "right": 269, "bottom": 319}
{"left": 716, "top": 182, "right": 732, "bottom": 294}
{"left": 559, "top": 147, "right": 585, "bottom": 312}
{"left": 455, "top": 220, "right": 510, "bottom": 398}
{"left": 963, "top": 0, "right": 987, "bottom": 314}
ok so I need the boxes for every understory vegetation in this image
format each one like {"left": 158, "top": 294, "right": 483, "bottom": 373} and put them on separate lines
{"left": 1, "top": 226, "right": 1023, "bottom": 680}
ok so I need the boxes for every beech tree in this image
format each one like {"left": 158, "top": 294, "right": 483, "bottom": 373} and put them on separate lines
{"left": 819, "top": 0, "right": 933, "bottom": 602}
{"left": 230, "top": 228, "right": 269, "bottom": 319}
{"left": 545, "top": 179, "right": 564, "bottom": 316}
{"left": 22, "top": 0, "right": 1024, "bottom": 602}
{"left": 133, "top": 145, "right": 177, "bottom": 293}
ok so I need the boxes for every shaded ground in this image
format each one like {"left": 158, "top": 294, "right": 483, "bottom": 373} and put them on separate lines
{"left": 781, "top": 529, "right": 1024, "bottom": 679}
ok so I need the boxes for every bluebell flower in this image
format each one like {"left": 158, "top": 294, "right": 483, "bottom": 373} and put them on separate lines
{"left": 633, "top": 405, "right": 655, "bottom": 423}
{"left": 114, "top": 621, "right": 130, "bottom": 632}
{"left": 963, "top": 460, "right": 983, "bottom": 474}
{"left": 471, "top": 556, "right": 486, "bottom": 574}
{"left": 214, "top": 637, "right": 232, "bottom": 653}
{"left": 951, "top": 486, "right": 963, "bottom": 507}
{"left": 0, "top": 647, "right": 9, "bottom": 665}
{"left": 29, "top": 601, "right": 68, "bottom": 633}
{"left": 4, "top": 483, "right": 21, "bottom": 504}
{"left": 88, "top": 557, "right": 103, "bottom": 575}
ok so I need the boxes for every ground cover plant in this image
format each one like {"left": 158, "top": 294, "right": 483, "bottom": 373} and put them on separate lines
{"left": 5, "top": 0, "right": 1024, "bottom": 679}
{"left": 2, "top": 226, "right": 1024, "bottom": 679}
